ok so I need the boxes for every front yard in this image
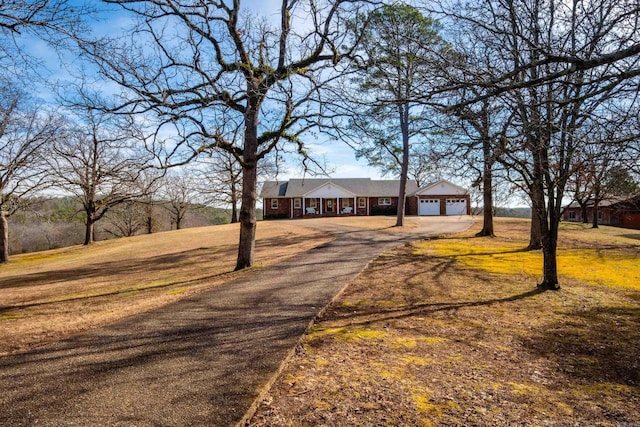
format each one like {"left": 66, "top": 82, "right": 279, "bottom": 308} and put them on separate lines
{"left": 250, "top": 218, "right": 640, "bottom": 426}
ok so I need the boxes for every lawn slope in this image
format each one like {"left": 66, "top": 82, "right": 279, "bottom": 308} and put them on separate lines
{"left": 0, "top": 221, "right": 331, "bottom": 355}
{"left": 251, "top": 218, "right": 640, "bottom": 426}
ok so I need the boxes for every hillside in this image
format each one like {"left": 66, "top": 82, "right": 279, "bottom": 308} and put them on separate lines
{"left": 0, "top": 220, "right": 328, "bottom": 355}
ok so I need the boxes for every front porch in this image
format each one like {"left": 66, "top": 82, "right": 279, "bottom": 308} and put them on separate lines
{"left": 297, "top": 197, "right": 367, "bottom": 218}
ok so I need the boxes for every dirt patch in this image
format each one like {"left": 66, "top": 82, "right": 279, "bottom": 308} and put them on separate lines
{"left": 0, "top": 221, "right": 331, "bottom": 355}
{"left": 250, "top": 218, "right": 640, "bottom": 426}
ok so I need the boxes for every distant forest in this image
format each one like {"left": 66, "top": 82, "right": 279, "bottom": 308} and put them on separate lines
{"left": 8, "top": 197, "right": 241, "bottom": 255}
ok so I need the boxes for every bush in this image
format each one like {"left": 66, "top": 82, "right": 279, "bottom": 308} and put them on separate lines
{"left": 263, "top": 213, "right": 289, "bottom": 220}
{"left": 371, "top": 206, "right": 397, "bottom": 216}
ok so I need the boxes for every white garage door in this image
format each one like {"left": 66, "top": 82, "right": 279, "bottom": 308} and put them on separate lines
{"left": 419, "top": 199, "right": 440, "bottom": 215}
{"left": 446, "top": 199, "right": 467, "bottom": 215}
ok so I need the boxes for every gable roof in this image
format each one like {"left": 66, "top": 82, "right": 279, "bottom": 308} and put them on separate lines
{"left": 414, "top": 180, "right": 469, "bottom": 196}
{"left": 565, "top": 195, "right": 640, "bottom": 209}
{"left": 260, "top": 178, "right": 420, "bottom": 198}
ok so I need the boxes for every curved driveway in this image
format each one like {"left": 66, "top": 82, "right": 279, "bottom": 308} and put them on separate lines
{"left": 0, "top": 216, "right": 473, "bottom": 427}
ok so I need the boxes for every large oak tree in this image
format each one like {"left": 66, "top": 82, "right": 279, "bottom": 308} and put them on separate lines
{"left": 76, "top": 0, "right": 367, "bottom": 270}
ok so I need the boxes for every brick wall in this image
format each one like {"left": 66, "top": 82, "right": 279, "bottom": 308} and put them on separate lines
{"left": 264, "top": 198, "right": 291, "bottom": 219}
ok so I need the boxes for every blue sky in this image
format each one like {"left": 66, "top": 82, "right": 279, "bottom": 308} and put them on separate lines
{"left": 17, "top": 1, "right": 389, "bottom": 181}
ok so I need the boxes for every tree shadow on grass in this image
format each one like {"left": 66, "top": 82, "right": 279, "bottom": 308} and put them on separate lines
{"left": 619, "top": 233, "right": 640, "bottom": 241}
{"left": 320, "top": 284, "right": 546, "bottom": 327}
{"left": 521, "top": 305, "right": 640, "bottom": 386}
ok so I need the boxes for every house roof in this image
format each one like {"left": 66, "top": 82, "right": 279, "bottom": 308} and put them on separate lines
{"left": 565, "top": 196, "right": 636, "bottom": 209}
{"left": 260, "top": 178, "right": 420, "bottom": 198}
{"left": 415, "top": 180, "right": 469, "bottom": 196}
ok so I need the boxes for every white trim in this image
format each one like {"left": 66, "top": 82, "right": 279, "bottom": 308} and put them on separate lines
{"left": 302, "top": 181, "right": 358, "bottom": 198}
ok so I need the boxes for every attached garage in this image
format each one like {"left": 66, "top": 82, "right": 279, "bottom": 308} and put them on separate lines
{"left": 419, "top": 199, "right": 440, "bottom": 216}
{"left": 446, "top": 198, "right": 467, "bottom": 215}
{"left": 412, "top": 180, "right": 470, "bottom": 216}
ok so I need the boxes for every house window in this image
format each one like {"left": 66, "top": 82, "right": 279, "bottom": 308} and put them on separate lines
{"left": 271, "top": 199, "right": 278, "bottom": 209}
{"left": 294, "top": 198, "right": 301, "bottom": 209}
{"left": 358, "top": 197, "right": 366, "bottom": 208}
{"left": 598, "top": 211, "right": 603, "bottom": 220}
{"left": 341, "top": 198, "right": 352, "bottom": 207}
{"left": 568, "top": 211, "right": 576, "bottom": 219}
{"left": 309, "top": 198, "right": 317, "bottom": 207}
{"left": 378, "top": 198, "right": 391, "bottom": 206}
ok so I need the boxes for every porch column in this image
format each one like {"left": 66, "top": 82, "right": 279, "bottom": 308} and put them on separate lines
{"left": 337, "top": 198, "right": 340, "bottom": 215}
{"left": 320, "top": 197, "right": 323, "bottom": 215}
{"left": 367, "top": 197, "right": 370, "bottom": 216}
{"left": 354, "top": 197, "right": 356, "bottom": 215}
{"left": 303, "top": 198, "right": 306, "bottom": 217}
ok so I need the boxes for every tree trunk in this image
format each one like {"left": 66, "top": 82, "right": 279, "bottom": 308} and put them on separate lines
{"left": 0, "top": 211, "right": 9, "bottom": 263}
{"left": 230, "top": 182, "right": 238, "bottom": 223}
{"left": 145, "top": 204, "right": 154, "bottom": 234}
{"left": 476, "top": 136, "right": 495, "bottom": 237}
{"left": 84, "top": 216, "right": 94, "bottom": 245}
{"left": 580, "top": 203, "right": 588, "bottom": 223}
{"left": 235, "top": 105, "right": 259, "bottom": 271}
{"left": 592, "top": 199, "right": 600, "bottom": 229}
{"left": 395, "top": 104, "right": 410, "bottom": 227}
{"left": 540, "top": 237, "right": 560, "bottom": 289}
{"left": 539, "top": 212, "right": 561, "bottom": 290}
{"left": 528, "top": 197, "right": 543, "bottom": 250}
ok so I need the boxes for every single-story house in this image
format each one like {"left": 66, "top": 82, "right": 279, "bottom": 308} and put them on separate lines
{"left": 563, "top": 195, "right": 640, "bottom": 229}
{"left": 261, "top": 178, "right": 470, "bottom": 219}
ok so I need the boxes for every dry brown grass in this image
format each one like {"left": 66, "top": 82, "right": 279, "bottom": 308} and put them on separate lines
{"left": 294, "top": 215, "right": 424, "bottom": 231}
{"left": 250, "top": 218, "right": 640, "bottom": 427}
{"left": 0, "top": 221, "right": 331, "bottom": 356}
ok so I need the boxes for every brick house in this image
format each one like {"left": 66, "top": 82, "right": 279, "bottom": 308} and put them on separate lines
{"left": 261, "top": 178, "right": 470, "bottom": 219}
{"left": 563, "top": 196, "right": 640, "bottom": 229}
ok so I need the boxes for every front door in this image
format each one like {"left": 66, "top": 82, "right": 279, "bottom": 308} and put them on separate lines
{"left": 326, "top": 199, "right": 334, "bottom": 213}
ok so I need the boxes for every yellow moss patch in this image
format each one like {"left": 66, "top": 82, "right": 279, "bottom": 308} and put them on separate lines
{"left": 315, "top": 358, "right": 330, "bottom": 367}
{"left": 166, "top": 287, "right": 188, "bottom": 295}
{"left": 393, "top": 337, "right": 417, "bottom": 349}
{"left": 415, "top": 238, "right": 640, "bottom": 290}
{"left": 307, "top": 326, "right": 387, "bottom": 342}
{"left": 411, "top": 386, "right": 438, "bottom": 415}
{"left": 370, "top": 362, "right": 406, "bottom": 381}
{"left": 402, "top": 355, "right": 433, "bottom": 366}
{"left": 557, "top": 250, "right": 640, "bottom": 290}
{"left": 508, "top": 382, "right": 545, "bottom": 397}
{"left": 0, "top": 313, "right": 23, "bottom": 320}
{"left": 573, "top": 383, "right": 640, "bottom": 399}
{"left": 419, "top": 336, "right": 449, "bottom": 345}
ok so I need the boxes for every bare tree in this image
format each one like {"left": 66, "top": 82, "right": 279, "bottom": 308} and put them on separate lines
{"left": 195, "top": 149, "right": 281, "bottom": 223}
{"left": 75, "top": 0, "right": 369, "bottom": 270}
{"left": 435, "top": 0, "right": 640, "bottom": 289}
{"left": 160, "top": 173, "right": 201, "bottom": 230}
{"left": 103, "top": 200, "right": 147, "bottom": 238}
{"left": 0, "top": 1, "right": 85, "bottom": 35}
{"left": 49, "top": 104, "right": 149, "bottom": 245}
{"left": 0, "top": 86, "right": 60, "bottom": 262}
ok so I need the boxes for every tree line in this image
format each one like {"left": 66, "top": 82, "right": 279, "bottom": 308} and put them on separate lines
{"left": 2, "top": 0, "right": 640, "bottom": 290}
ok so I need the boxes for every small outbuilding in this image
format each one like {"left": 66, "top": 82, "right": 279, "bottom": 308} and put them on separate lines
{"left": 563, "top": 196, "right": 640, "bottom": 229}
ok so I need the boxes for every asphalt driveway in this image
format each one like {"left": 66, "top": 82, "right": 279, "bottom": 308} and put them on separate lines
{"left": 0, "top": 216, "right": 473, "bottom": 426}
